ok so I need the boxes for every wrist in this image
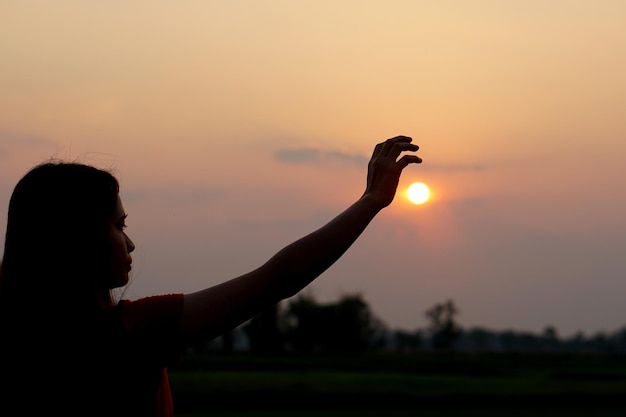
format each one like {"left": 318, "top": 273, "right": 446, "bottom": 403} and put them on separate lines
{"left": 358, "top": 193, "right": 388, "bottom": 214}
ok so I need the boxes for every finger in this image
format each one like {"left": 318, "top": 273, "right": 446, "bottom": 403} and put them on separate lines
{"left": 381, "top": 136, "right": 412, "bottom": 156}
{"left": 390, "top": 135, "right": 412, "bottom": 142}
{"left": 388, "top": 142, "right": 420, "bottom": 161}
{"left": 371, "top": 142, "right": 384, "bottom": 159}
{"left": 396, "top": 154, "right": 422, "bottom": 169}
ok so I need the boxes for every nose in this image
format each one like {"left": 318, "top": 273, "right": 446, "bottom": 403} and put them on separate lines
{"left": 125, "top": 232, "right": 136, "bottom": 253}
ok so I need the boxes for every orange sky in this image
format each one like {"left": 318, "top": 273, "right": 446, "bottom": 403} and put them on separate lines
{"left": 1, "top": 1, "right": 625, "bottom": 336}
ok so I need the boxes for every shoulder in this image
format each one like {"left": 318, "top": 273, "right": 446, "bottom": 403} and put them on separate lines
{"left": 117, "top": 294, "right": 184, "bottom": 331}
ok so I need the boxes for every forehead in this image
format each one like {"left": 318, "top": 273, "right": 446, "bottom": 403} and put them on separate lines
{"left": 114, "top": 195, "right": 125, "bottom": 217}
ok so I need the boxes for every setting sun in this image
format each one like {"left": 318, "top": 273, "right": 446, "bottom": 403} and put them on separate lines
{"left": 407, "top": 182, "right": 430, "bottom": 205}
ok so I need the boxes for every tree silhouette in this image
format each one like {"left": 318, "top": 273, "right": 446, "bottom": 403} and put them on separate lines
{"left": 425, "top": 299, "right": 461, "bottom": 350}
{"left": 393, "top": 329, "right": 423, "bottom": 352}
{"left": 243, "top": 303, "right": 286, "bottom": 355}
{"left": 285, "top": 293, "right": 376, "bottom": 354}
{"left": 234, "top": 294, "right": 626, "bottom": 355}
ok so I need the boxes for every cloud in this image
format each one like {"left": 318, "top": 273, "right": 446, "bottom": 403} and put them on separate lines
{"left": 273, "top": 145, "right": 486, "bottom": 172}
{"left": 0, "top": 130, "right": 57, "bottom": 158}
{"left": 0, "top": 130, "right": 55, "bottom": 147}
{"left": 121, "top": 185, "right": 227, "bottom": 205}
{"left": 274, "top": 147, "right": 368, "bottom": 167}
{"left": 420, "top": 164, "right": 487, "bottom": 172}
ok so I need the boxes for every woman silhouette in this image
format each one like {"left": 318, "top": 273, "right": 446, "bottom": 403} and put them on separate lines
{"left": 0, "top": 136, "right": 421, "bottom": 416}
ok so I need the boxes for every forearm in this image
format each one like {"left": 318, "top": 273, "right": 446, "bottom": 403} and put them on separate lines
{"left": 182, "top": 194, "right": 384, "bottom": 342}
{"left": 264, "top": 193, "right": 384, "bottom": 298}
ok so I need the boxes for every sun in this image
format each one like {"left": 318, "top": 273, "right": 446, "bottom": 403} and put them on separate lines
{"left": 407, "top": 182, "right": 430, "bottom": 205}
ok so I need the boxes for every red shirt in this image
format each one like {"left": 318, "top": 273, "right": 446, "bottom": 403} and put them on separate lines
{"left": 114, "top": 294, "right": 185, "bottom": 417}
{"left": 0, "top": 293, "right": 185, "bottom": 417}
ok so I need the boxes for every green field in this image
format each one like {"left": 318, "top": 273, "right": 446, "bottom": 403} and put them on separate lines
{"left": 169, "top": 351, "right": 626, "bottom": 416}
{"left": 176, "top": 410, "right": 626, "bottom": 417}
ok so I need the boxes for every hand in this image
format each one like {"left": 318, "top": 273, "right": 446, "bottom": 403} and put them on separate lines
{"left": 363, "top": 136, "right": 422, "bottom": 208}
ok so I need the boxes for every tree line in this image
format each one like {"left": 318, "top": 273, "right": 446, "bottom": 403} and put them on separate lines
{"left": 197, "top": 293, "right": 626, "bottom": 355}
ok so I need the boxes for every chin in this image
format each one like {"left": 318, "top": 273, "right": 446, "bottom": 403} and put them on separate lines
{"left": 109, "top": 275, "right": 129, "bottom": 289}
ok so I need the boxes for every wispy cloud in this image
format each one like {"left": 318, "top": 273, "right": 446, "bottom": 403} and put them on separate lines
{"left": 0, "top": 130, "right": 55, "bottom": 147}
{"left": 121, "top": 186, "right": 227, "bottom": 205}
{"left": 0, "top": 130, "right": 57, "bottom": 159}
{"left": 275, "top": 147, "right": 486, "bottom": 173}
{"left": 420, "top": 163, "right": 487, "bottom": 172}
{"left": 274, "top": 147, "right": 368, "bottom": 167}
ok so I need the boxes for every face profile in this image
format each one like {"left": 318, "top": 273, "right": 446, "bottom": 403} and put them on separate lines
{"left": 106, "top": 195, "right": 135, "bottom": 289}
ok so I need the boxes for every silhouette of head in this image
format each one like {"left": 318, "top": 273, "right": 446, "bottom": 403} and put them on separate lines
{"left": 0, "top": 161, "right": 121, "bottom": 310}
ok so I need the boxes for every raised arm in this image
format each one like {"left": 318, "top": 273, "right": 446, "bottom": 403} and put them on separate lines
{"left": 181, "top": 136, "right": 421, "bottom": 344}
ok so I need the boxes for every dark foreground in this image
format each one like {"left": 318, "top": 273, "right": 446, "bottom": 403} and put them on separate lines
{"left": 169, "top": 351, "right": 626, "bottom": 416}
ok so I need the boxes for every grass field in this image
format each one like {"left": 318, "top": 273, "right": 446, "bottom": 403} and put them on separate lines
{"left": 169, "top": 351, "right": 626, "bottom": 416}
{"left": 176, "top": 410, "right": 626, "bottom": 417}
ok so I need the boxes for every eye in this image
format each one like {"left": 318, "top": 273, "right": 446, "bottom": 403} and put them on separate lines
{"left": 118, "top": 214, "right": 129, "bottom": 231}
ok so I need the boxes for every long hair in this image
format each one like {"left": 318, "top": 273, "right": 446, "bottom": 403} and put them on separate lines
{"left": 0, "top": 161, "right": 120, "bottom": 324}
{"left": 0, "top": 161, "right": 132, "bottom": 413}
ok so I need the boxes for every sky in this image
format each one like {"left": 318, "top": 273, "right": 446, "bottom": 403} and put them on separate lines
{"left": 1, "top": 1, "right": 625, "bottom": 338}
